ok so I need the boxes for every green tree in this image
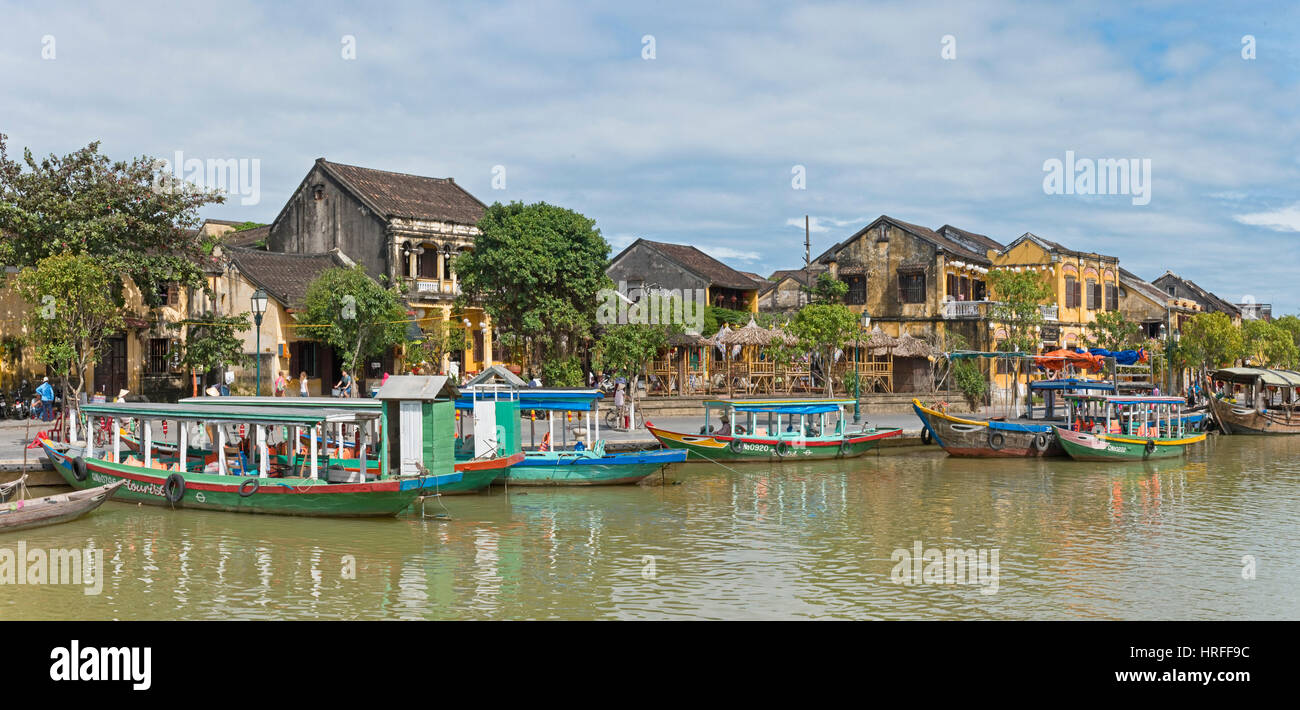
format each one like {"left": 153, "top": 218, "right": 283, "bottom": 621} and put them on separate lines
{"left": 593, "top": 324, "right": 668, "bottom": 416}
{"left": 168, "top": 312, "right": 250, "bottom": 387}
{"left": 1084, "top": 310, "right": 1141, "bottom": 351}
{"left": 805, "top": 273, "right": 848, "bottom": 304}
{"left": 455, "top": 201, "right": 611, "bottom": 372}
{"left": 406, "top": 321, "right": 467, "bottom": 375}
{"left": 0, "top": 135, "right": 224, "bottom": 306}
{"left": 704, "top": 305, "right": 754, "bottom": 336}
{"left": 1242, "top": 319, "right": 1299, "bottom": 368}
{"left": 1176, "top": 311, "right": 1243, "bottom": 372}
{"left": 1272, "top": 315, "right": 1300, "bottom": 351}
{"left": 952, "top": 359, "right": 989, "bottom": 413}
{"left": 298, "top": 266, "right": 409, "bottom": 378}
{"left": 986, "top": 268, "right": 1054, "bottom": 352}
{"left": 12, "top": 254, "right": 124, "bottom": 436}
{"left": 790, "top": 303, "right": 859, "bottom": 397}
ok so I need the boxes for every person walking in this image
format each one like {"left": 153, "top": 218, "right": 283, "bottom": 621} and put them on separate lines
{"left": 335, "top": 369, "right": 353, "bottom": 398}
{"left": 299, "top": 371, "right": 310, "bottom": 397}
{"left": 273, "top": 371, "right": 287, "bottom": 397}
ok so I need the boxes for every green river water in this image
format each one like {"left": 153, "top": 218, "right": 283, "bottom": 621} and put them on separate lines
{"left": 2, "top": 434, "right": 1297, "bottom": 620}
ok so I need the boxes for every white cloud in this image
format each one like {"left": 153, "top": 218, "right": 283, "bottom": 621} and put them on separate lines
{"left": 1233, "top": 204, "right": 1300, "bottom": 233}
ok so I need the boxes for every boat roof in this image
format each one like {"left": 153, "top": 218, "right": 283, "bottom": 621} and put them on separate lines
{"left": 81, "top": 401, "right": 380, "bottom": 424}
{"left": 705, "top": 398, "right": 854, "bottom": 415}
{"left": 1061, "top": 394, "right": 1186, "bottom": 404}
{"left": 375, "top": 375, "right": 458, "bottom": 400}
{"left": 1029, "top": 378, "right": 1116, "bottom": 391}
{"left": 180, "top": 396, "right": 382, "bottom": 409}
{"left": 1211, "top": 367, "right": 1300, "bottom": 387}
{"left": 456, "top": 387, "right": 604, "bottom": 411}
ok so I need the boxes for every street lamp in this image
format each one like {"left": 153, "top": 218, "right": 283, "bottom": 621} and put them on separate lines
{"left": 854, "top": 311, "right": 871, "bottom": 424}
{"left": 251, "top": 288, "right": 268, "bottom": 395}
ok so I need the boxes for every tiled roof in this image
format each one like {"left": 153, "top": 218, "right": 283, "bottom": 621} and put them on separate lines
{"left": 622, "top": 239, "right": 762, "bottom": 291}
{"left": 226, "top": 247, "right": 353, "bottom": 309}
{"left": 317, "top": 159, "right": 486, "bottom": 225}
{"left": 1119, "top": 268, "right": 1171, "bottom": 307}
{"left": 1152, "top": 271, "right": 1240, "bottom": 316}
{"left": 817, "top": 215, "right": 994, "bottom": 265}
{"left": 1007, "top": 233, "right": 1117, "bottom": 261}
{"left": 935, "top": 224, "right": 1004, "bottom": 258}
{"left": 221, "top": 225, "right": 270, "bottom": 248}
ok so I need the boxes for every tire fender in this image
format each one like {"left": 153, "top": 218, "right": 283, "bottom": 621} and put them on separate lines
{"left": 164, "top": 473, "right": 186, "bottom": 504}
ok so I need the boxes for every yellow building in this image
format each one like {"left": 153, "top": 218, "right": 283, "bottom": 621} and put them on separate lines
{"left": 987, "top": 233, "right": 1122, "bottom": 352}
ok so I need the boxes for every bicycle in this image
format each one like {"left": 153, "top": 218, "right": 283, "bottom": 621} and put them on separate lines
{"left": 603, "top": 405, "right": 644, "bottom": 431}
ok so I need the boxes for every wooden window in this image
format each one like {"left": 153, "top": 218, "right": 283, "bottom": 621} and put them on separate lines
{"left": 973, "top": 279, "right": 986, "bottom": 301}
{"left": 843, "top": 276, "right": 866, "bottom": 305}
{"left": 148, "top": 338, "right": 170, "bottom": 373}
{"left": 1065, "top": 277, "right": 1078, "bottom": 308}
{"left": 946, "top": 273, "right": 957, "bottom": 300}
{"left": 1106, "top": 284, "right": 1118, "bottom": 311}
{"left": 418, "top": 249, "right": 438, "bottom": 279}
{"left": 898, "top": 272, "right": 925, "bottom": 304}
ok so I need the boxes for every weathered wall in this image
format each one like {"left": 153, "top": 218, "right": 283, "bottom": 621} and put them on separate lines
{"left": 269, "top": 165, "right": 390, "bottom": 282}
{"left": 606, "top": 244, "right": 711, "bottom": 299}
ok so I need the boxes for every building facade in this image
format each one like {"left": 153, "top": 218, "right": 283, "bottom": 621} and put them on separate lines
{"left": 606, "top": 238, "right": 763, "bottom": 314}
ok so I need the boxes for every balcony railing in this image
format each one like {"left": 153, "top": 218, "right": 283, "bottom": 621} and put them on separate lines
{"left": 409, "top": 279, "right": 459, "bottom": 297}
{"left": 942, "top": 300, "right": 1060, "bottom": 321}
{"left": 1039, "top": 305, "right": 1059, "bottom": 321}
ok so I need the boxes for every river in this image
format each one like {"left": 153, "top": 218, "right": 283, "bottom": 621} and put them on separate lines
{"left": 2, "top": 434, "right": 1296, "bottom": 619}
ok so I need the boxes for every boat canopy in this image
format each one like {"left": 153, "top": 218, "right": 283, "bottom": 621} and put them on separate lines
{"left": 705, "top": 399, "right": 854, "bottom": 415}
{"left": 1062, "top": 394, "right": 1186, "bottom": 405}
{"left": 457, "top": 387, "right": 603, "bottom": 412}
{"left": 180, "top": 396, "right": 382, "bottom": 409}
{"left": 1029, "top": 378, "right": 1115, "bottom": 391}
{"left": 80, "top": 401, "right": 380, "bottom": 425}
{"left": 1211, "top": 368, "right": 1300, "bottom": 387}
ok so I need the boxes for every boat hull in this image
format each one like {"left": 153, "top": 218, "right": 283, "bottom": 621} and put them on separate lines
{"left": 1208, "top": 396, "right": 1300, "bottom": 435}
{"left": 505, "top": 449, "right": 687, "bottom": 486}
{"left": 43, "top": 441, "right": 445, "bottom": 518}
{"left": 646, "top": 424, "right": 902, "bottom": 461}
{"left": 436, "top": 452, "right": 527, "bottom": 494}
{"left": 1053, "top": 426, "right": 1205, "bottom": 462}
{"left": 912, "top": 400, "right": 1062, "bottom": 458}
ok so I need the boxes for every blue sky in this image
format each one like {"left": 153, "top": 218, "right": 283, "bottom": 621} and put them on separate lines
{"left": 2, "top": 0, "right": 1297, "bottom": 312}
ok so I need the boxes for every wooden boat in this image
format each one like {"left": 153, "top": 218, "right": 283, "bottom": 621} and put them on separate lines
{"left": 1052, "top": 394, "right": 1206, "bottom": 461}
{"left": 509, "top": 447, "right": 686, "bottom": 486}
{"left": 0, "top": 480, "right": 124, "bottom": 532}
{"left": 647, "top": 398, "right": 904, "bottom": 461}
{"left": 1206, "top": 368, "right": 1300, "bottom": 435}
{"left": 48, "top": 400, "right": 461, "bottom": 518}
{"left": 913, "top": 399, "right": 1063, "bottom": 457}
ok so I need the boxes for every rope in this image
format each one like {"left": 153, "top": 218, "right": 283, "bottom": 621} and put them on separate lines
{"left": 682, "top": 447, "right": 744, "bottom": 475}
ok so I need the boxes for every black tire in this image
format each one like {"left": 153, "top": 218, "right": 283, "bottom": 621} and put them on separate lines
{"left": 238, "top": 477, "right": 260, "bottom": 497}
{"left": 775, "top": 441, "right": 792, "bottom": 458}
{"left": 987, "top": 431, "right": 1005, "bottom": 451}
{"left": 1033, "top": 433, "right": 1051, "bottom": 453}
{"left": 71, "top": 456, "right": 88, "bottom": 482}
{"left": 920, "top": 427, "right": 932, "bottom": 445}
{"left": 838, "top": 439, "right": 852, "bottom": 457}
{"left": 729, "top": 438, "right": 744, "bottom": 454}
{"left": 1144, "top": 440, "right": 1156, "bottom": 457}
{"left": 164, "top": 473, "right": 186, "bottom": 504}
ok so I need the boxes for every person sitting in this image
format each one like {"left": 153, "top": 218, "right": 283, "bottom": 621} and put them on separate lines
{"left": 713, "top": 415, "right": 732, "bottom": 436}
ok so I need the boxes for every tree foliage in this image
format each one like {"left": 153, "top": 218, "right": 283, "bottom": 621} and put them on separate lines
{"left": 790, "top": 302, "right": 859, "bottom": 396}
{"left": 593, "top": 324, "right": 667, "bottom": 400}
{"left": 805, "top": 273, "right": 848, "bottom": 304}
{"left": 0, "top": 135, "right": 223, "bottom": 307}
{"left": 986, "top": 268, "right": 1053, "bottom": 352}
{"left": 298, "top": 266, "right": 408, "bottom": 375}
{"left": 1242, "top": 319, "right": 1299, "bottom": 368}
{"left": 406, "top": 320, "right": 467, "bottom": 374}
{"left": 1084, "top": 310, "right": 1141, "bottom": 351}
{"left": 12, "top": 254, "right": 123, "bottom": 424}
{"left": 1176, "top": 312, "right": 1243, "bottom": 371}
{"left": 455, "top": 201, "right": 611, "bottom": 370}
{"left": 169, "top": 312, "right": 250, "bottom": 380}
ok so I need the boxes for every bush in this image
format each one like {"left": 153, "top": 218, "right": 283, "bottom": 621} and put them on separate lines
{"left": 538, "top": 357, "right": 584, "bottom": 387}
{"left": 953, "top": 360, "right": 988, "bottom": 412}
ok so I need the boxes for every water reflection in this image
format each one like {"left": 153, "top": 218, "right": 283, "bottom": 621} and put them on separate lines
{"left": 2, "top": 436, "right": 1297, "bottom": 619}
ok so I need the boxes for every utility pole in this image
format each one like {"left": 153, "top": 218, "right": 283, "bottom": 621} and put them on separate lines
{"left": 804, "top": 215, "right": 811, "bottom": 306}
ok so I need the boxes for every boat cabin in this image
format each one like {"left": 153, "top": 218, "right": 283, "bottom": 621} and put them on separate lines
{"left": 701, "top": 399, "right": 859, "bottom": 440}
{"left": 461, "top": 388, "right": 604, "bottom": 451}
{"left": 375, "top": 375, "right": 461, "bottom": 478}
{"left": 1062, "top": 394, "right": 1190, "bottom": 439}
{"left": 1210, "top": 368, "right": 1300, "bottom": 411}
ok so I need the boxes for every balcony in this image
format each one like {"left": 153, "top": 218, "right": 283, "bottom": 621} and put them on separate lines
{"left": 1039, "top": 305, "right": 1059, "bottom": 321}
{"left": 407, "top": 278, "right": 460, "bottom": 299}
{"left": 941, "top": 300, "right": 994, "bottom": 319}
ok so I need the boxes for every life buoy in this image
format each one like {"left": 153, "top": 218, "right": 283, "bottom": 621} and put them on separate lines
{"left": 71, "top": 456, "right": 88, "bottom": 482}
{"left": 729, "top": 438, "right": 744, "bottom": 454}
{"left": 1144, "top": 440, "right": 1157, "bottom": 456}
{"left": 920, "top": 428, "right": 932, "bottom": 445}
{"left": 987, "top": 431, "right": 1005, "bottom": 450}
{"left": 164, "top": 473, "right": 186, "bottom": 503}
{"left": 238, "top": 478, "right": 260, "bottom": 497}
{"left": 1033, "top": 433, "right": 1051, "bottom": 452}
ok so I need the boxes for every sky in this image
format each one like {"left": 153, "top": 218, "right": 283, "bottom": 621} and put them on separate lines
{"left": 2, "top": 0, "right": 1298, "bottom": 312}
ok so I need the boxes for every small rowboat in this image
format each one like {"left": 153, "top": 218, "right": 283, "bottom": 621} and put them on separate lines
{"left": 0, "top": 480, "right": 123, "bottom": 532}
{"left": 507, "top": 447, "right": 686, "bottom": 486}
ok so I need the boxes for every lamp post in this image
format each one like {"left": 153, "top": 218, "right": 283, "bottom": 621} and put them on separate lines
{"left": 854, "top": 311, "right": 871, "bottom": 424}
{"left": 251, "top": 288, "right": 268, "bottom": 396}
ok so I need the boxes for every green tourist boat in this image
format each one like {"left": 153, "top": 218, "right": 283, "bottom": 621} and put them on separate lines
{"left": 44, "top": 400, "right": 461, "bottom": 517}
{"left": 1053, "top": 394, "right": 1207, "bottom": 462}
{"left": 647, "top": 398, "right": 904, "bottom": 462}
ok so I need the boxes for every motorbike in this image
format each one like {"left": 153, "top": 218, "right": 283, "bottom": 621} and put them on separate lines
{"left": 12, "top": 382, "right": 29, "bottom": 420}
